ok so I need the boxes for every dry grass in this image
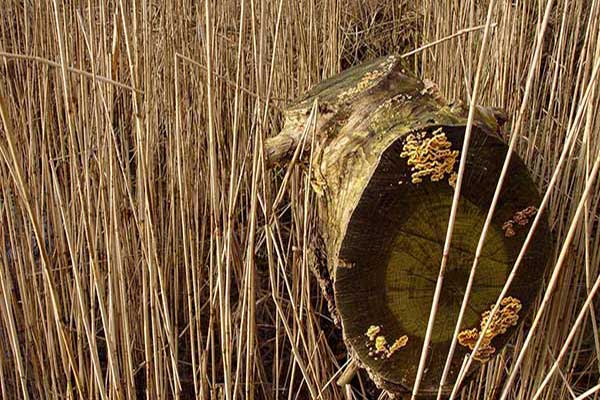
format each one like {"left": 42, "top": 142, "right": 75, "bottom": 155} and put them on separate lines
{"left": 0, "top": 1, "right": 599, "bottom": 399}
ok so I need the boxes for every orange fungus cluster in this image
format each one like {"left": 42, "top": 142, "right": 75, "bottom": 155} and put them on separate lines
{"left": 502, "top": 206, "right": 537, "bottom": 237}
{"left": 364, "top": 325, "right": 408, "bottom": 360}
{"left": 457, "top": 296, "right": 522, "bottom": 362}
{"left": 400, "top": 128, "right": 459, "bottom": 187}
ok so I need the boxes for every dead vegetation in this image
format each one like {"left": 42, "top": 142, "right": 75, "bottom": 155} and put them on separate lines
{"left": 0, "top": 0, "right": 599, "bottom": 399}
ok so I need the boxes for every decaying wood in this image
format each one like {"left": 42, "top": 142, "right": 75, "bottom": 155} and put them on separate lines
{"left": 266, "top": 56, "right": 504, "bottom": 279}
{"left": 265, "top": 56, "right": 551, "bottom": 398}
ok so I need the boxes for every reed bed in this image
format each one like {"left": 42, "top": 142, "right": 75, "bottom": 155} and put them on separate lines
{"left": 0, "top": 1, "right": 599, "bottom": 399}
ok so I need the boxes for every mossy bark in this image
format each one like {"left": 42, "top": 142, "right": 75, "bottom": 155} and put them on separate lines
{"left": 266, "top": 56, "right": 551, "bottom": 397}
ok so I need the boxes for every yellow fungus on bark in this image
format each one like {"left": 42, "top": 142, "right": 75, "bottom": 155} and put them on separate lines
{"left": 365, "top": 325, "right": 381, "bottom": 341}
{"left": 502, "top": 206, "right": 538, "bottom": 237}
{"left": 374, "top": 336, "right": 388, "bottom": 352}
{"left": 400, "top": 128, "right": 459, "bottom": 187}
{"left": 388, "top": 335, "right": 409, "bottom": 357}
{"left": 457, "top": 297, "right": 522, "bottom": 362}
{"left": 365, "top": 326, "right": 409, "bottom": 359}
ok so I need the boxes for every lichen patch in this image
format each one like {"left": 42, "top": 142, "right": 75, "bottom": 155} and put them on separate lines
{"left": 337, "top": 57, "right": 396, "bottom": 102}
{"left": 400, "top": 128, "right": 459, "bottom": 187}
{"left": 369, "top": 94, "right": 413, "bottom": 133}
{"left": 420, "top": 79, "right": 446, "bottom": 104}
{"left": 457, "top": 296, "right": 522, "bottom": 362}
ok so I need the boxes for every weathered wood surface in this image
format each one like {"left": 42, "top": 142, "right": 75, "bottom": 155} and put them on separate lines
{"left": 266, "top": 56, "right": 551, "bottom": 397}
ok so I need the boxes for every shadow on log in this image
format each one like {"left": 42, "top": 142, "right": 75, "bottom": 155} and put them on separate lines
{"left": 265, "top": 56, "right": 552, "bottom": 398}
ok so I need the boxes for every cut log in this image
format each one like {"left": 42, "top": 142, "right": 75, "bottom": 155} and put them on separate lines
{"left": 266, "top": 56, "right": 552, "bottom": 397}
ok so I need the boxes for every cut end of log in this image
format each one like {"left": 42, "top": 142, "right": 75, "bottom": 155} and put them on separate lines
{"left": 264, "top": 56, "right": 552, "bottom": 397}
{"left": 335, "top": 125, "right": 551, "bottom": 396}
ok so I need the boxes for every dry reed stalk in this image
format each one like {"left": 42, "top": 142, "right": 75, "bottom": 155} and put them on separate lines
{"left": 0, "top": 1, "right": 599, "bottom": 399}
{"left": 411, "top": 2, "right": 498, "bottom": 397}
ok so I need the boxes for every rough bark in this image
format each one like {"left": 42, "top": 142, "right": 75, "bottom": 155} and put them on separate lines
{"left": 266, "top": 56, "right": 551, "bottom": 397}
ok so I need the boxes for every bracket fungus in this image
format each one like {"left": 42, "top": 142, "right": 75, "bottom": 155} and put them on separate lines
{"left": 365, "top": 325, "right": 409, "bottom": 360}
{"left": 399, "top": 128, "right": 459, "bottom": 187}
{"left": 265, "top": 56, "right": 552, "bottom": 397}
{"left": 457, "top": 296, "right": 522, "bottom": 362}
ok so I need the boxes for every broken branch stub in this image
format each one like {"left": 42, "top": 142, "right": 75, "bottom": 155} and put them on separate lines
{"left": 266, "top": 56, "right": 552, "bottom": 397}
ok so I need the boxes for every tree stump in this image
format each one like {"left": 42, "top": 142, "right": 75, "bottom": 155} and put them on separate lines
{"left": 266, "top": 56, "right": 552, "bottom": 397}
